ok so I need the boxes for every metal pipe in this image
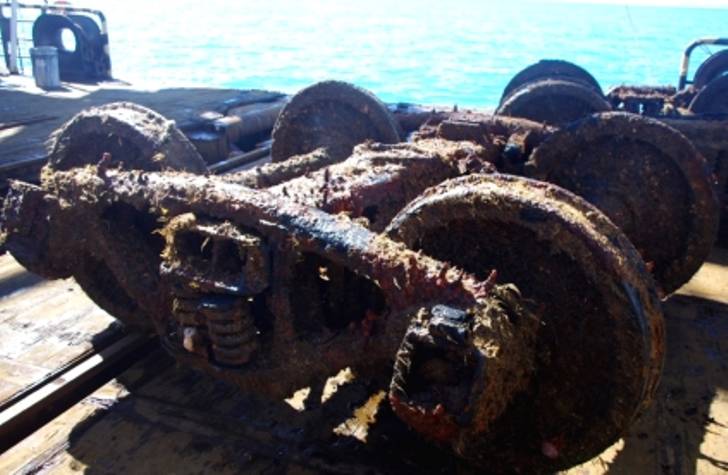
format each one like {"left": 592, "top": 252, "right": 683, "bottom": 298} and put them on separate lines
{"left": 1, "top": 2, "right": 108, "bottom": 20}
{"left": 8, "top": 0, "right": 17, "bottom": 74}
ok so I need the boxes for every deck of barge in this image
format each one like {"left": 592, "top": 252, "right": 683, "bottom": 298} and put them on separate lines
{"left": 0, "top": 75, "right": 288, "bottom": 186}
{"left": 0, "top": 75, "right": 726, "bottom": 474}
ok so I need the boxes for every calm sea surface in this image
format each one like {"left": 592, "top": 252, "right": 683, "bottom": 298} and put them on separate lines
{"left": 55, "top": 1, "right": 728, "bottom": 106}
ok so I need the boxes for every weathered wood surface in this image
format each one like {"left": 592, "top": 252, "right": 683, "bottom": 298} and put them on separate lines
{"left": 0, "top": 333, "right": 154, "bottom": 452}
{"left": 0, "top": 251, "right": 726, "bottom": 474}
{"left": 0, "top": 75, "right": 283, "bottom": 168}
{"left": 0, "top": 255, "right": 122, "bottom": 408}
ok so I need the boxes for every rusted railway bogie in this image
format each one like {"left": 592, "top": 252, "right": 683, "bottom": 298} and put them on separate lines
{"left": 508, "top": 50, "right": 728, "bottom": 173}
{"left": 427, "top": 110, "right": 719, "bottom": 294}
{"left": 23, "top": 103, "right": 496, "bottom": 332}
{"left": 602, "top": 89, "right": 728, "bottom": 247}
{"left": 1, "top": 169, "right": 664, "bottom": 473}
{"left": 600, "top": 44, "right": 728, "bottom": 246}
{"left": 497, "top": 49, "right": 728, "bottom": 200}
{"left": 0, "top": 103, "right": 666, "bottom": 472}
{"left": 503, "top": 44, "right": 728, "bottom": 121}
{"left": 252, "top": 84, "right": 718, "bottom": 293}
{"left": 526, "top": 112, "right": 719, "bottom": 294}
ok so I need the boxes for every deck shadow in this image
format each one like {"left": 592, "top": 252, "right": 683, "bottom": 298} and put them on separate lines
{"left": 0, "top": 267, "right": 44, "bottom": 298}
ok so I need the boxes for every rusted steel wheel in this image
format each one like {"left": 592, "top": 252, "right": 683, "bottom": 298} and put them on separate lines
{"left": 500, "top": 59, "right": 603, "bottom": 106}
{"left": 692, "top": 49, "right": 728, "bottom": 90}
{"left": 385, "top": 174, "right": 664, "bottom": 473}
{"left": 689, "top": 75, "right": 728, "bottom": 114}
{"left": 496, "top": 79, "right": 611, "bottom": 125}
{"left": 47, "top": 101, "right": 208, "bottom": 173}
{"left": 526, "top": 112, "right": 719, "bottom": 294}
{"left": 270, "top": 80, "right": 401, "bottom": 162}
{"left": 46, "top": 102, "right": 207, "bottom": 330}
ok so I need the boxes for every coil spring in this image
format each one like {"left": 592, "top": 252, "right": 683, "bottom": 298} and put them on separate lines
{"left": 172, "top": 293, "right": 259, "bottom": 366}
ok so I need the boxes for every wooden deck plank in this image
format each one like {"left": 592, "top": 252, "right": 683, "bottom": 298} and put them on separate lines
{"left": 0, "top": 352, "right": 311, "bottom": 474}
{"left": 0, "top": 381, "right": 127, "bottom": 475}
{"left": 679, "top": 247, "right": 728, "bottom": 306}
{"left": 0, "top": 76, "right": 283, "bottom": 167}
{"left": 0, "top": 333, "right": 154, "bottom": 452}
{"left": 0, "top": 358, "right": 49, "bottom": 404}
{"left": 0, "top": 255, "right": 121, "bottom": 408}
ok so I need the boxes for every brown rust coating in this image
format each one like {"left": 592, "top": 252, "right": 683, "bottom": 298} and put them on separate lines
{"left": 222, "top": 147, "right": 337, "bottom": 188}
{"left": 423, "top": 111, "right": 555, "bottom": 141}
{"left": 416, "top": 113, "right": 553, "bottom": 175}
{"left": 266, "top": 140, "right": 496, "bottom": 231}
{"left": 499, "top": 59, "right": 603, "bottom": 105}
{"left": 3, "top": 161, "right": 665, "bottom": 472}
{"left": 32, "top": 166, "right": 511, "bottom": 396}
{"left": 606, "top": 85, "right": 700, "bottom": 115}
{"left": 661, "top": 116, "right": 728, "bottom": 174}
{"left": 385, "top": 174, "right": 664, "bottom": 472}
{"left": 46, "top": 102, "right": 208, "bottom": 174}
{"left": 496, "top": 79, "right": 612, "bottom": 125}
{"left": 1, "top": 182, "right": 73, "bottom": 280}
{"left": 13, "top": 102, "right": 211, "bottom": 331}
{"left": 689, "top": 75, "right": 728, "bottom": 115}
{"left": 1, "top": 180, "right": 164, "bottom": 331}
{"left": 661, "top": 116, "right": 728, "bottom": 243}
{"left": 526, "top": 112, "right": 719, "bottom": 294}
{"left": 270, "top": 80, "right": 401, "bottom": 162}
{"left": 390, "top": 285, "right": 540, "bottom": 446}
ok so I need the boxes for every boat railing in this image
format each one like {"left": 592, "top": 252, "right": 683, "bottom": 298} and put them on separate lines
{"left": 0, "top": 1, "right": 109, "bottom": 78}
{"left": 679, "top": 37, "right": 728, "bottom": 90}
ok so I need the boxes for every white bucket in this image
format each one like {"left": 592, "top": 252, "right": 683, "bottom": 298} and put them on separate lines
{"left": 30, "top": 46, "right": 61, "bottom": 90}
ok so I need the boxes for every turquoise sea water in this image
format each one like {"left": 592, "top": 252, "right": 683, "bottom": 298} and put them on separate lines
{"left": 65, "top": 1, "right": 728, "bottom": 106}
